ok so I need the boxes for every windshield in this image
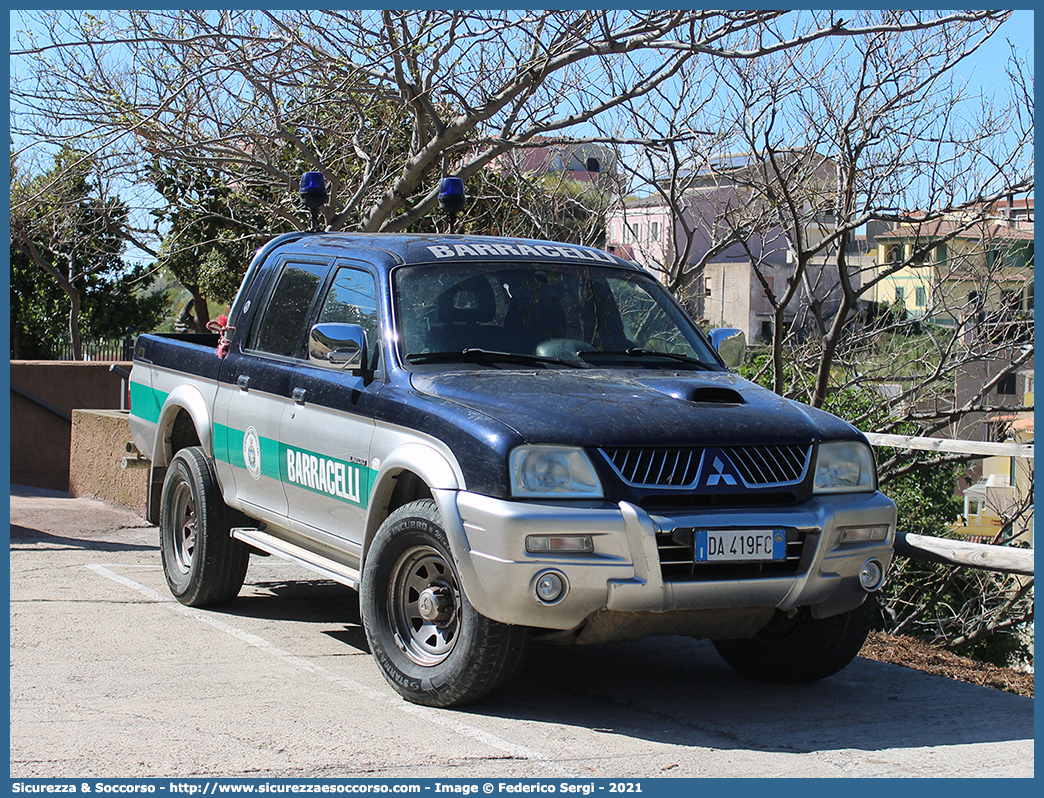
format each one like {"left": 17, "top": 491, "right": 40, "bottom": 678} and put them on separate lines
{"left": 393, "top": 261, "right": 720, "bottom": 369}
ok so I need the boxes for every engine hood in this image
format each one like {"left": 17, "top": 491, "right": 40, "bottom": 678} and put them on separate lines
{"left": 409, "top": 368, "right": 863, "bottom": 448}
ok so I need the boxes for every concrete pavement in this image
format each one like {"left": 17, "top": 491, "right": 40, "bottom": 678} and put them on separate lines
{"left": 8, "top": 487, "right": 1035, "bottom": 779}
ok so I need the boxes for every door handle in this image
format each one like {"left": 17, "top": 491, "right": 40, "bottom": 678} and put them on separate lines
{"left": 237, "top": 375, "right": 250, "bottom": 391}
{"left": 292, "top": 387, "right": 307, "bottom": 405}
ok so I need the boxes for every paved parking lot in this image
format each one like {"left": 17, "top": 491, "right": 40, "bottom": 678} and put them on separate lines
{"left": 9, "top": 487, "right": 1035, "bottom": 779}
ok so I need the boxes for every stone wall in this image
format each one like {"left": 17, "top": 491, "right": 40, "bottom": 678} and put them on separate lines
{"left": 10, "top": 361, "right": 133, "bottom": 492}
{"left": 68, "top": 409, "right": 150, "bottom": 518}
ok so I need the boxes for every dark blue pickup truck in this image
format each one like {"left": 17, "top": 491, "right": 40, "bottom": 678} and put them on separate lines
{"left": 129, "top": 228, "right": 895, "bottom": 707}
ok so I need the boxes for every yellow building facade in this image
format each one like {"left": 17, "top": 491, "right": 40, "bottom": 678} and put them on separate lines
{"left": 874, "top": 221, "right": 1034, "bottom": 327}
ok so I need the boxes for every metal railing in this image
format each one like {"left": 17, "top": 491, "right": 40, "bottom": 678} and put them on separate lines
{"left": 9, "top": 385, "right": 73, "bottom": 423}
{"left": 49, "top": 333, "right": 135, "bottom": 362}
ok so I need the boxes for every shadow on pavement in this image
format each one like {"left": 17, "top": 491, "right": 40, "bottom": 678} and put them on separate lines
{"left": 160, "top": 556, "right": 1036, "bottom": 758}
{"left": 475, "top": 635, "right": 1034, "bottom": 755}
{"left": 9, "top": 524, "right": 158, "bottom": 553}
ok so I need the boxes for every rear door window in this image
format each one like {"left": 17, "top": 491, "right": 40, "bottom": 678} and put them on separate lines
{"left": 251, "top": 260, "right": 329, "bottom": 357}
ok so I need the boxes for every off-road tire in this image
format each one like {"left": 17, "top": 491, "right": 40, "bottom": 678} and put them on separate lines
{"left": 361, "top": 499, "right": 529, "bottom": 707}
{"left": 159, "top": 446, "right": 250, "bottom": 607}
{"left": 712, "top": 597, "right": 876, "bottom": 683}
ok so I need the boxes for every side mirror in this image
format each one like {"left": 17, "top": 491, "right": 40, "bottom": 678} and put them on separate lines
{"left": 309, "top": 323, "right": 366, "bottom": 372}
{"left": 709, "top": 327, "right": 746, "bottom": 370}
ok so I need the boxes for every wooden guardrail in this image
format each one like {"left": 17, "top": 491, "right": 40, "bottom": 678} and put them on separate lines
{"left": 894, "top": 531, "right": 1033, "bottom": 576}
{"left": 864, "top": 433, "right": 1034, "bottom": 460}
{"left": 866, "top": 434, "right": 1033, "bottom": 576}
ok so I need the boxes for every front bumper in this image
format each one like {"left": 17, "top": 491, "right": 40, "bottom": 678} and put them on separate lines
{"left": 437, "top": 488, "right": 896, "bottom": 640}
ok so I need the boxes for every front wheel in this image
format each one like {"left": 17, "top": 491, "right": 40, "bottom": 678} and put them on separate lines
{"left": 159, "top": 446, "right": 250, "bottom": 607}
{"left": 712, "top": 598, "right": 876, "bottom": 683}
{"left": 361, "top": 499, "right": 528, "bottom": 707}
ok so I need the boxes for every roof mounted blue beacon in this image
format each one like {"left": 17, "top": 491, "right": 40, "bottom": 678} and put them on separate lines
{"left": 300, "top": 171, "right": 329, "bottom": 231}
{"left": 438, "top": 177, "right": 465, "bottom": 233}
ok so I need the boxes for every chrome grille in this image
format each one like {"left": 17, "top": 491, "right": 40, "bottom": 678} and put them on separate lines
{"left": 602, "top": 447, "right": 702, "bottom": 487}
{"left": 727, "top": 445, "right": 810, "bottom": 486}
{"left": 601, "top": 444, "right": 811, "bottom": 488}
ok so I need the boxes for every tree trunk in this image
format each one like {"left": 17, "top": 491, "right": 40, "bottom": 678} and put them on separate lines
{"left": 189, "top": 286, "right": 211, "bottom": 332}
{"left": 11, "top": 296, "right": 23, "bottom": 359}
{"left": 15, "top": 239, "right": 85, "bottom": 360}
{"left": 67, "top": 287, "right": 82, "bottom": 361}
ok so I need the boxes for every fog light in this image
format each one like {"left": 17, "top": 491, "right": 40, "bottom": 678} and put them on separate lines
{"left": 859, "top": 557, "right": 885, "bottom": 592}
{"left": 839, "top": 525, "right": 890, "bottom": 544}
{"left": 535, "top": 571, "right": 567, "bottom": 604}
{"left": 526, "top": 535, "right": 593, "bottom": 553}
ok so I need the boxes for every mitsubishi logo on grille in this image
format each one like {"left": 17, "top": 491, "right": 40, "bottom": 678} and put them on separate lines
{"left": 700, "top": 449, "right": 741, "bottom": 488}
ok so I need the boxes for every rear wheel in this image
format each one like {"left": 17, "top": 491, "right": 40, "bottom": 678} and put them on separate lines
{"left": 361, "top": 499, "right": 528, "bottom": 707}
{"left": 159, "top": 446, "right": 250, "bottom": 607}
{"left": 712, "top": 598, "right": 876, "bottom": 683}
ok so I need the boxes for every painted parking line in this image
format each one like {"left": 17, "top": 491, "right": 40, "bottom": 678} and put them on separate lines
{"left": 86, "top": 563, "right": 578, "bottom": 777}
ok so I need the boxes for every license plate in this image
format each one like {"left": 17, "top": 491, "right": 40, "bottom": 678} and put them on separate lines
{"left": 694, "top": 529, "right": 786, "bottom": 563}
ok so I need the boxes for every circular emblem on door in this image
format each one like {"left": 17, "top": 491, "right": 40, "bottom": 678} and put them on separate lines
{"left": 243, "top": 426, "right": 262, "bottom": 480}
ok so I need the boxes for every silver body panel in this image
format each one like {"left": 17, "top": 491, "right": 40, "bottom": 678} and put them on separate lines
{"left": 131, "top": 360, "right": 896, "bottom": 640}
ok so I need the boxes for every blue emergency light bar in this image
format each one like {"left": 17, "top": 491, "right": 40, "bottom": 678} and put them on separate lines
{"left": 300, "top": 171, "right": 329, "bottom": 209}
{"left": 439, "top": 177, "right": 465, "bottom": 215}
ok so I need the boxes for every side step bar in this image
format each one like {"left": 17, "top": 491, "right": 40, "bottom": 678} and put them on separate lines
{"left": 232, "top": 527, "right": 361, "bottom": 590}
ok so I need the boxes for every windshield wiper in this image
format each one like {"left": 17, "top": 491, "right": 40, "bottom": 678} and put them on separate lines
{"left": 405, "top": 348, "right": 584, "bottom": 368}
{"left": 578, "top": 348, "right": 713, "bottom": 369}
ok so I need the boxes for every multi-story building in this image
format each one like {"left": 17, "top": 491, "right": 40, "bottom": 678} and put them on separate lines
{"left": 871, "top": 200, "right": 1036, "bottom": 544}
{"left": 950, "top": 371, "right": 1033, "bottom": 546}
{"left": 873, "top": 205, "right": 1034, "bottom": 331}
{"left": 604, "top": 150, "right": 856, "bottom": 342}
{"left": 496, "top": 140, "right": 616, "bottom": 184}
{"left": 607, "top": 167, "right": 1034, "bottom": 548}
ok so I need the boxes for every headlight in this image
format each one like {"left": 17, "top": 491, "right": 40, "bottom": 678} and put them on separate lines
{"left": 813, "top": 441, "right": 877, "bottom": 493}
{"left": 509, "top": 445, "right": 603, "bottom": 499}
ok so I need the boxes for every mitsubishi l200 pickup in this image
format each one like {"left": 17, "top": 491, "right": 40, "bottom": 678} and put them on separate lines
{"left": 129, "top": 226, "right": 896, "bottom": 707}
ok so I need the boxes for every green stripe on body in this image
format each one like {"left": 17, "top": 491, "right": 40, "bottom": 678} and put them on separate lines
{"left": 215, "top": 423, "right": 373, "bottom": 509}
{"left": 129, "top": 382, "right": 167, "bottom": 425}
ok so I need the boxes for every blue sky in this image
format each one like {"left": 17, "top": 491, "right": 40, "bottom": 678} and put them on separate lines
{"left": 9, "top": 9, "right": 1035, "bottom": 118}
{"left": 952, "top": 8, "right": 1033, "bottom": 91}
{"left": 9, "top": 9, "right": 1034, "bottom": 160}
{"left": 6, "top": 9, "right": 1036, "bottom": 250}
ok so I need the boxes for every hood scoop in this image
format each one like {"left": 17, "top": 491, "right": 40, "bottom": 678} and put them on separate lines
{"left": 634, "top": 377, "right": 746, "bottom": 405}
{"left": 689, "top": 386, "right": 745, "bottom": 405}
